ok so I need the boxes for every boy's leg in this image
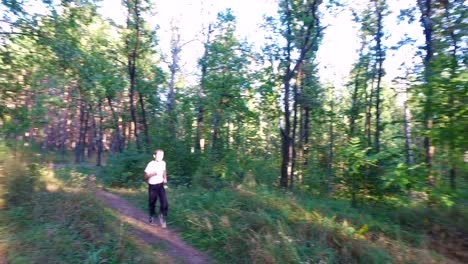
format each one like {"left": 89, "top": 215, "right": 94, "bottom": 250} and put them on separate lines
{"left": 148, "top": 184, "right": 158, "bottom": 223}
{"left": 158, "top": 184, "right": 168, "bottom": 217}
{"left": 157, "top": 183, "right": 168, "bottom": 227}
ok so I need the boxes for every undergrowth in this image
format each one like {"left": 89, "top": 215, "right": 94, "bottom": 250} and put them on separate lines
{"left": 2, "top": 144, "right": 465, "bottom": 263}
{"left": 111, "top": 183, "right": 462, "bottom": 264}
{"left": 0, "top": 147, "right": 157, "bottom": 263}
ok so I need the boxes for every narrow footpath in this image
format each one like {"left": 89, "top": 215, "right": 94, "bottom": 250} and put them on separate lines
{"left": 89, "top": 177, "right": 211, "bottom": 264}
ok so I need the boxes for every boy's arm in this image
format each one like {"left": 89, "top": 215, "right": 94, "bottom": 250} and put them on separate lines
{"left": 144, "top": 163, "right": 154, "bottom": 182}
{"left": 144, "top": 171, "right": 155, "bottom": 182}
{"left": 163, "top": 169, "right": 167, "bottom": 184}
{"left": 145, "top": 171, "right": 156, "bottom": 178}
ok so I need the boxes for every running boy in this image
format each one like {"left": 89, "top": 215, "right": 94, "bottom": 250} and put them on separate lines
{"left": 144, "top": 149, "right": 168, "bottom": 228}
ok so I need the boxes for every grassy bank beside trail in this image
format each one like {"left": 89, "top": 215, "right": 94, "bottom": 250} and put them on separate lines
{"left": 1, "top": 144, "right": 465, "bottom": 264}
{"left": 111, "top": 182, "right": 467, "bottom": 264}
{"left": 0, "top": 148, "right": 159, "bottom": 263}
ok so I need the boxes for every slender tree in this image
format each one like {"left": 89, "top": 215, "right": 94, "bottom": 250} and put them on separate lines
{"left": 416, "top": 0, "right": 435, "bottom": 185}
{"left": 196, "top": 23, "right": 213, "bottom": 153}
{"left": 277, "top": 0, "right": 322, "bottom": 188}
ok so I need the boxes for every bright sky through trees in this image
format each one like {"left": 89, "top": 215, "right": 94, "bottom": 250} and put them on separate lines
{"left": 13, "top": 0, "right": 424, "bottom": 88}
{"left": 98, "top": 0, "right": 423, "bottom": 88}
{"left": 19, "top": 0, "right": 423, "bottom": 88}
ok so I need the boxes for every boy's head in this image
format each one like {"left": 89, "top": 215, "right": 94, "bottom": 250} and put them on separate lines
{"left": 153, "top": 149, "right": 164, "bottom": 161}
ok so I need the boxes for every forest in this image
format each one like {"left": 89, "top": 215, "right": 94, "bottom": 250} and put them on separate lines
{"left": 0, "top": 0, "right": 467, "bottom": 263}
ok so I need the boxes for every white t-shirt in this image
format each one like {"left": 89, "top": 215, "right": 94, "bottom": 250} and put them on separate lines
{"left": 144, "top": 160, "right": 166, "bottom": 185}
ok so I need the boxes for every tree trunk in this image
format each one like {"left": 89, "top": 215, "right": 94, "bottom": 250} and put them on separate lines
{"left": 417, "top": 0, "right": 434, "bottom": 185}
{"left": 123, "top": 119, "right": 129, "bottom": 151}
{"left": 59, "top": 87, "right": 71, "bottom": 160}
{"left": 280, "top": 0, "right": 321, "bottom": 188}
{"left": 166, "top": 30, "right": 183, "bottom": 140}
{"left": 138, "top": 92, "right": 150, "bottom": 150}
{"left": 373, "top": 0, "right": 384, "bottom": 154}
{"left": 107, "top": 96, "right": 123, "bottom": 153}
{"left": 166, "top": 33, "right": 180, "bottom": 115}
{"left": 128, "top": 61, "right": 139, "bottom": 150}
{"left": 211, "top": 103, "right": 222, "bottom": 161}
{"left": 75, "top": 100, "right": 89, "bottom": 163}
{"left": 446, "top": 3, "right": 459, "bottom": 190}
{"left": 127, "top": 0, "right": 142, "bottom": 151}
{"left": 280, "top": 66, "right": 293, "bottom": 189}
{"left": 303, "top": 106, "right": 310, "bottom": 167}
{"left": 195, "top": 103, "right": 205, "bottom": 152}
{"left": 96, "top": 99, "right": 104, "bottom": 166}
{"left": 403, "top": 86, "right": 414, "bottom": 166}
{"left": 280, "top": 1, "right": 294, "bottom": 189}
{"left": 88, "top": 106, "right": 96, "bottom": 160}
{"left": 298, "top": 105, "right": 308, "bottom": 184}
{"left": 75, "top": 100, "right": 85, "bottom": 163}
{"left": 87, "top": 105, "right": 95, "bottom": 160}
{"left": 195, "top": 24, "right": 212, "bottom": 153}
{"left": 327, "top": 98, "right": 334, "bottom": 194}
{"left": 349, "top": 44, "right": 366, "bottom": 137}
{"left": 291, "top": 66, "right": 303, "bottom": 189}
{"left": 365, "top": 69, "right": 375, "bottom": 149}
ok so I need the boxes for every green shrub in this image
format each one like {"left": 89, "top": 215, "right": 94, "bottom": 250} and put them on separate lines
{"left": 101, "top": 151, "right": 149, "bottom": 187}
{"left": 0, "top": 156, "right": 157, "bottom": 263}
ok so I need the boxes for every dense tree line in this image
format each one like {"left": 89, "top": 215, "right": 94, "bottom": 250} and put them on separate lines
{"left": 0, "top": 0, "right": 466, "bottom": 206}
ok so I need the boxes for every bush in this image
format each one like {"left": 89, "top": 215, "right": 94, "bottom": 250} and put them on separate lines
{"left": 101, "top": 151, "right": 149, "bottom": 187}
{"left": 0, "top": 153, "right": 157, "bottom": 263}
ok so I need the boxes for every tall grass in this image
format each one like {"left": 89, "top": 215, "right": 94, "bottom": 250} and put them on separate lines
{"left": 110, "top": 182, "right": 461, "bottom": 264}
{"left": 0, "top": 146, "right": 158, "bottom": 263}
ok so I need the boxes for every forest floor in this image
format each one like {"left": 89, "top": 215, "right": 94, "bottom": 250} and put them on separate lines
{"left": 86, "top": 171, "right": 468, "bottom": 264}
{"left": 2, "top": 158, "right": 466, "bottom": 263}
{"left": 86, "top": 176, "right": 211, "bottom": 264}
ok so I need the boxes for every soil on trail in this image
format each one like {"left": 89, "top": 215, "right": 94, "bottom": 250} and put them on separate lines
{"left": 89, "top": 179, "right": 211, "bottom": 264}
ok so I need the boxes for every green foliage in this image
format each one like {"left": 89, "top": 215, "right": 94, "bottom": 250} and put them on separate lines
{"left": 244, "top": 157, "right": 280, "bottom": 185}
{"left": 1, "top": 106, "right": 30, "bottom": 144}
{"left": 113, "top": 182, "right": 464, "bottom": 264}
{"left": 336, "top": 138, "right": 377, "bottom": 203}
{"left": 191, "top": 152, "right": 280, "bottom": 189}
{"left": 381, "top": 162, "right": 422, "bottom": 192}
{"left": 0, "top": 153, "right": 156, "bottom": 263}
{"left": 101, "top": 151, "right": 148, "bottom": 187}
{"left": 192, "top": 155, "right": 236, "bottom": 190}
{"left": 0, "top": 2, "right": 466, "bottom": 263}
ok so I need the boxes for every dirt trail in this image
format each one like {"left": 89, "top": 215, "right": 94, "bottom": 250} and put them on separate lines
{"left": 89, "top": 178, "right": 211, "bottom": 264}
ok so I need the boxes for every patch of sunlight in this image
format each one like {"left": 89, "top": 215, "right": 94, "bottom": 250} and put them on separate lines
{"left": 340, "top": 219, "right": 370, "bottom": 239}
{"left": 340, "top": 219, "right": 356, "bottom": 236}
{"left": 277, "top": 221, "right": 295, "bottom": 244}
{"left": 235, "top": 187, "right": 257, "bottom": 197}
{"left": 61, "top": 186, "right": 86, "bottom": 194}
{"left": 45, "top": 183, "right": 59, "bottom": 192}
{"left": 236, "top": 187, "right": 372, "bottom": 242}
{"left": 69, "top": 171, "right": 87, "bottom": 184}
{"left": 304, "top": 210, "right": 322, "bottom": 222}
{"left": 109, "top": 207, "right": 192, "bottom": 257}
{"left": 187, "top": 215, "right": 206, "bottom": 230}
{"left": 101, "top": 212, "right": 184, "bottom": 263}
{"left": 204, "top": 217, "right": 213, "bottom": 231}
{"left": 39, "top": 167, "right": 62, "bottom": 192}
{"left": 220, "top": 215, "right": 230, "bottom": 228}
